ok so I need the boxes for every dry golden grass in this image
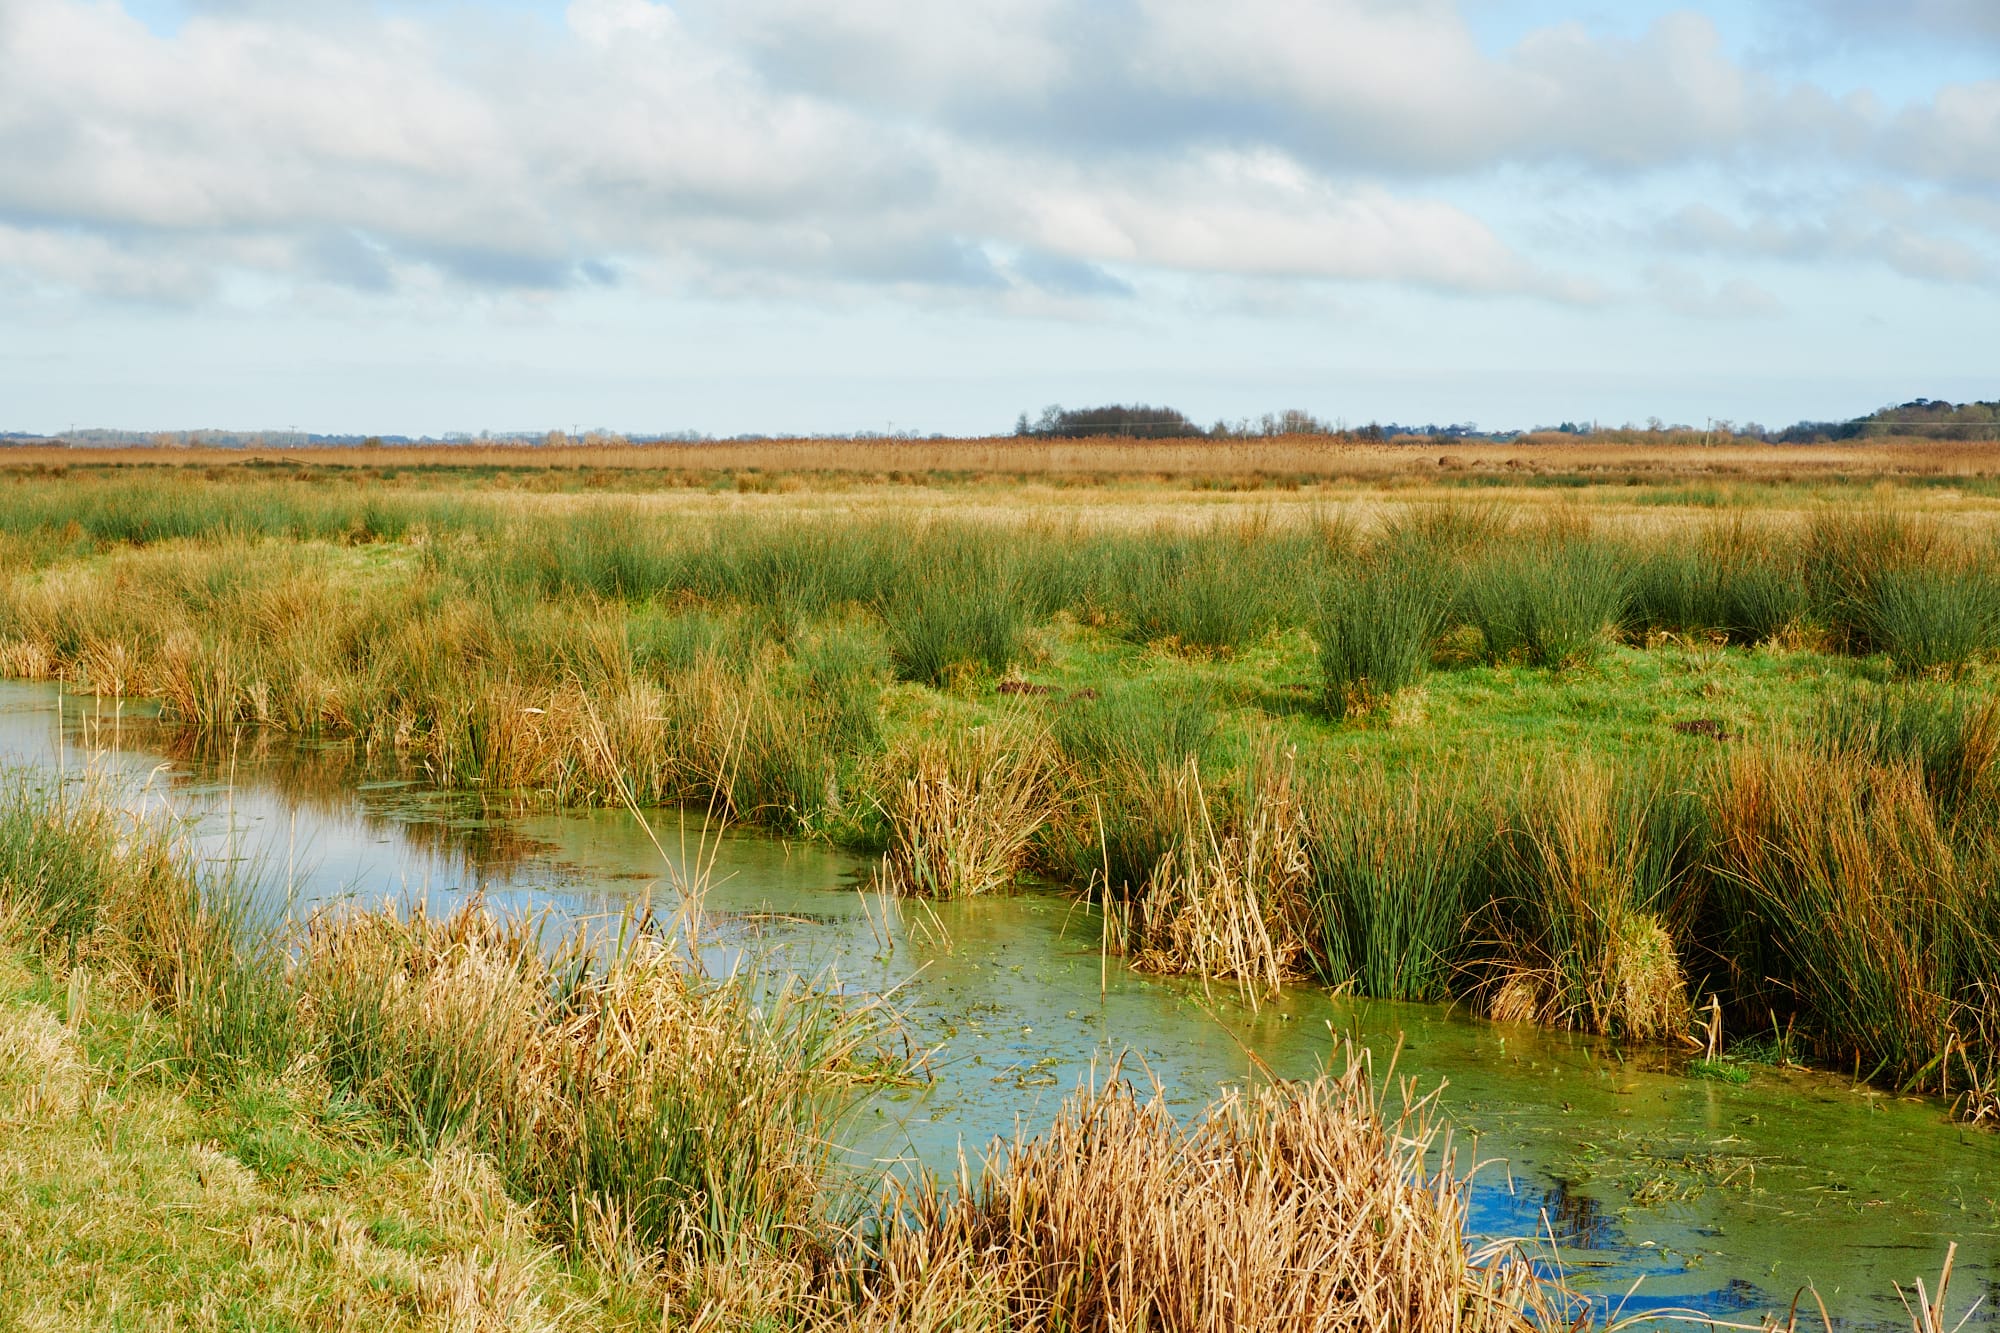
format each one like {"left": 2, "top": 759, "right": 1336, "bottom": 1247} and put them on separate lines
{"left": 1486, "top": 764, "right": 1692, "bottom": 1041}
{"left": 847, "top": 1055, "right": 1566, "bottom": 1333}
{"left": 873, "top": 726, "right": 1055, "bottom": 898}
{"left": 8, "top": 431, "right": 2000, "bottom": 481}
{"left": 296, "top": 897, "right": 895, "bottom": 1265}
{"left": 1132, "top": 756, "right": 1313, "bottom": 997}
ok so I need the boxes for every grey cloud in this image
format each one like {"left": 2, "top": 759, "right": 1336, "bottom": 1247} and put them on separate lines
{"left": 1882, "top": 85, "right": 2000, "bottom": 188}
{"left": 1784, "top": 0, "right": 2000, "bottom": 44}
{"left": 1647, "top": 263, "right": 1785, "bottom": 319}
{"left": 1008, "top": 250, "right": 1134, "bottom": 298}
{"left": 402, "top": 242, "right": 580, "bottom": 291}
{"left": 301, "top": 230, "right": 395, "bottom": 293}
{"left": 1659, "top": 201, "right": 1995, "bottom": 285}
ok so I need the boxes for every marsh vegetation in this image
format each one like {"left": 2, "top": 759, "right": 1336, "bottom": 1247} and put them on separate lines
{"left": 1, "top": 452, "right": 1997, "bottom": 1326}
{"left": 0, "top": 772, "right": 1584, "bottom": 1330}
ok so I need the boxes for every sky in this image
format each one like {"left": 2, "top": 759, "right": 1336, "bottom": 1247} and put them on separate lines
{"left": 1, "top": 0, "right": 1996, "bottom": 437}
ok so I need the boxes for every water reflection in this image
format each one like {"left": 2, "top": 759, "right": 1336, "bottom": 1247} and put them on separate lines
{"left": 78, "top": 711, "right": 555, "bottom": 882}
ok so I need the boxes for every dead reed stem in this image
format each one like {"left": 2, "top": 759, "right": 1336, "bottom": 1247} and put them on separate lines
{"left": 1132, "top": 755, "right": 1312, "bottom": 999}
{"left": 873, "top": 728, "right": 1052, "bottom": 898}
{"left": 847, "top": 1053, "right": 1570, "bottom": 1333}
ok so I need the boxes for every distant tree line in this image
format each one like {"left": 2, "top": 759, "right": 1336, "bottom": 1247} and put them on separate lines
{"left": 1011, "top": 398, "right": 2000, "bottom": 444}
{"left": 13, "top": 396, "right": 1999, "bottom": 452}
{"left": 1015, "top": 404, "right": 1425, "bottom": 440}
{"left": 1015, "top": 404, "right": 1209, "bottom": 439}
{"left": 1770, "top": 399, "right": 2000, "bottom": 444}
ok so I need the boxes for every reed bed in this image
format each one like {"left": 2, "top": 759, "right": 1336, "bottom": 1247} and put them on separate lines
{"left": 1131, "top": 756, "right": 1314, "bottom": 994}
{"left": 12, "top": 432, "right": 2000, "bottom": 481}
{"left": 873, "top": 727, "right": 1054, "bottom": 898}
{"left": 850, "top": 1059, "right": 1570, "bottom": 1333}
{"left": 0, "top": 774, "right": 898, "bottom": 1274}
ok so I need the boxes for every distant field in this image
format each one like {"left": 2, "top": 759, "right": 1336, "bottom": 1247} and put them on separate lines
{"left": 5, "top": 431, "right": 2000, "bottom": 484}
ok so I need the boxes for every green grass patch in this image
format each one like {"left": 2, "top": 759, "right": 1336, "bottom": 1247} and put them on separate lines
{"left": 1687, "top": 1058, "right": 1752, "bottom": 1084}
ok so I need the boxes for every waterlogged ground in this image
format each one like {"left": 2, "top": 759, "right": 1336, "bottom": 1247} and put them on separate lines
{"left": 4, "top": 681, "right": 1995, "bottom": 1330}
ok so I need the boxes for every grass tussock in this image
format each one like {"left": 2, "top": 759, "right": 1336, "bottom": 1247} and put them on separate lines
{"left": 1805, "top": 508, "right": 2000, "bottom": 673}
{"left": 855, "top": 1059, "right": 1567, "bottom": 1333}
{"left": 1485, "top": 764, "right": 1693, "bottom": 1041}
{"left": 1701, "top": 746, "right": 2000, "bottom": 1101}
{"left": 1464, "top": 535, "right": 1627, "bottom": 670}
{"left": 874, "top": 727, "right": 1054, "bottom": 898}
{"left": 1098, "top": 519, "right": 1332, "bottom": 652}
{"left": 1306, "top": 766, "right": 1484, "bottom": 1002}
{"left": 1625, "top": 516, "right": 1807, "bottom": 645}
{"left": 880, "top": 537, "right": 1024, "bottom": 685}
{"left": 1131, "top": 754, "right": 1313, "bottom": 995}
{"left": 1862, "top": 565, "right": 2000, "bottom": 677}
{"left": 1315, "top": 547, "right": 1456, "bottom": 717}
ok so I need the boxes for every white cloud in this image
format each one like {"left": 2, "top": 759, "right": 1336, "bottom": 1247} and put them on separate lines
{"left": 1660, "top": 197, "right": 1994, "bottom": 286}
{"left": 1884, "top": 82, "right": 2000, "bottom": 187}
{"left": 0, "top": 0, "right": 1598, "bottom": 304}
{"left": 995, "top": 148, "right": 1589, "bottom": 298}
{"left": 0, "top": 0, "right": 1992, "bottom": 316}
{"left": 1647, "top": 263, "right": 1784, "bottom": 319}
{"left": 0, "top": 223, "right": 215, "bottom": 303}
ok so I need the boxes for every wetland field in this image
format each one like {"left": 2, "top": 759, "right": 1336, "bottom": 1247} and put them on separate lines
{"left": 3, "top": 437, "right": 2000, "bottom": 1330}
